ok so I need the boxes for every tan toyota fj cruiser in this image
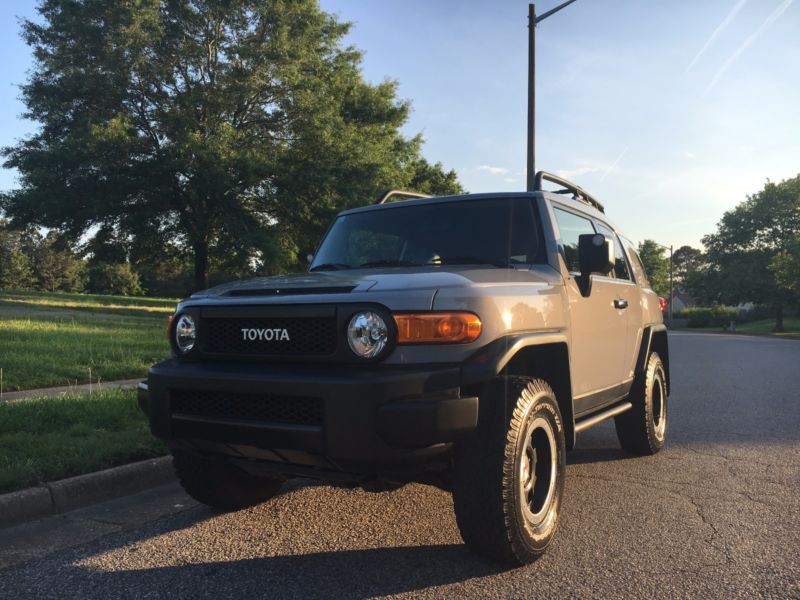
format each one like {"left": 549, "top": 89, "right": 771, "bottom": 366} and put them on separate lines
{"left": 140, "top": 171, "right": 669, "bottom": 565}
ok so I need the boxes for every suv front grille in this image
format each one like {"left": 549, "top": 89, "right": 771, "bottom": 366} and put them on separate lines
{"left": 170, "top": 389, "right": 324, "bottom": 426}
{"left": 203, "top": 317, "right": 337, "bottom": 357}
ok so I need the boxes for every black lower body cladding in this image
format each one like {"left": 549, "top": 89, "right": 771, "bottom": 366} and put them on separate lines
{"left": 140, "top": 358, "right": 478, "bottom": 476}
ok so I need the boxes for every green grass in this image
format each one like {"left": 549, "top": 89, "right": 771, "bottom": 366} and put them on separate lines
{"left": 734, "top": 317, "right": 800, "bottom": 337}
{"left": 0, "top": 289, "right": 178, "bottom": 317}
{"left": 678, "top": 317, "right": 800, "bottom": 338}
{"left": 0, "top": 289, "right": 173, "bottom": 391}
{"left": 0, "top": 389, "right": 167, "bottom": 494}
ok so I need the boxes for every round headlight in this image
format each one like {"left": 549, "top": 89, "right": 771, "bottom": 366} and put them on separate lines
{"left": 174, "top": 314, "right": 197, "bottom": 353}
{"left": 347, "top": 311, "right": 389, "bottom": 359}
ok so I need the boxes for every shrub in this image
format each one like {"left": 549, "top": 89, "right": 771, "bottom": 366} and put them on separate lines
{"left": 677, "top": 306, "right": 738, "bottom": 328}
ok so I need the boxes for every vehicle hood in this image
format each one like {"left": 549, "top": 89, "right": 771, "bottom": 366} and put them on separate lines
{"left": 193, "top": 272, "right": 378, "bottom": 297}
{"left": 191, "top": 267, "right": 560, "bottom": 299}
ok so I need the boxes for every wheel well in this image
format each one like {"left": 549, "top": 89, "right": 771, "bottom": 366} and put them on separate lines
{"left": 501, "top": 342, "right": 575, "bottom": 450}
{"left": 649, "top": 329, "right": 670, "bottom": 395}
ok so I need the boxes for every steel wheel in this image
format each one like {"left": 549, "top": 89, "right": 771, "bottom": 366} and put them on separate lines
{"left": 651, "top": 365, "right": 667, "bottom": 442}
{"left": 519, "top": 415, "right": 558, "bottom": 527}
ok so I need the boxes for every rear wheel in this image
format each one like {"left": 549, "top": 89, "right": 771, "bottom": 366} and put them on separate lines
{"left": 172, "top": 448, "right": 284, "bottom": 510}
{"left": 452, "top": 377, "right": 566, "bottom": 565}
{"left": 615, "top": 352, "right": 667, "bottom": 455}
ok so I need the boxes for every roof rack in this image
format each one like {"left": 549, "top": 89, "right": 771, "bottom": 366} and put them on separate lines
{"left": 375, "top": 189, "right": 432, "bottom": 205}
{"left": 533, "top": 171, "right": 605, "bottom": 213}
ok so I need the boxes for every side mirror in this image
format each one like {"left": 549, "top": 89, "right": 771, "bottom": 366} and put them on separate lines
{"left": 578, "top": 233, "right": 614, "bottom": 276}
{"left": 576, "top": 234, "right": 614, "bottom": 297}
{"left": 306, "top": 253, "right": 314, "bottom": 264}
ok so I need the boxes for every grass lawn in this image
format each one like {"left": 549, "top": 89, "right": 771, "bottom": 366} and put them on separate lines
{"left": 0, "top": 289, "right": 177, "bottom": 317}
{"left": 678, "top": 317, "right": 800, "bottom": 338}
{"left": 733, "top": 317, "right": 800, "bottom": 336}
{"left": 0, "top": 388, "right": 167, "bottom": 494}
{"left": 0, "top": 290, "right": 175, "bottom": 391}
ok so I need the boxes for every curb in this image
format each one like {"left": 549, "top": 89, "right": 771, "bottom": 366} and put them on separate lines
{"left": 0, "top": 456, "right": 173, "bottom": 528}
{"left": 0, "top": 379, "right": 142, "bottom": 403}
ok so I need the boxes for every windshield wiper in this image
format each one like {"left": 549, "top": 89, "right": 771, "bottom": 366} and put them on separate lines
{"left": 308, "top": 263, "right": 353, "bottom": 272}
{"left": 429, "top": 256, "right": 516, "bottom": 268}
{"left": 358, "top": 259, "right": 422, "bottom": 268}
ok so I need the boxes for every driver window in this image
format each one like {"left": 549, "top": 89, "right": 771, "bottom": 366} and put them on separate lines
{"left": 553, "top": 207, "right": 596, "bottom": 274}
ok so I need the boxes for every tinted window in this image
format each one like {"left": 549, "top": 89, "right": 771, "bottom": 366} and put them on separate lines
{"left": 312, "top": 198, "right": 544, "bottom": 270}
{"left": 596, "top": 223, "right": 632, "bottom": 281}
{"left": 553, "top": 207, "right": 595, "bottom": 273}
{"left": 629, "top": 248, "right": 650, "bottom": 288}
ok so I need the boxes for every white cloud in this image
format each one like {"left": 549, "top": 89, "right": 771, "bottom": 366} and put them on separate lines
{"left": 684, "top": 151, "right": 696, "bottom": 159}
{"left": 705, "top": 0, "right": 794, "bottom": 94}
{"left": 686, "top": 0, "right": 748, "bottom": 72}
{"left": 477, "top": 164, "right": 510, "bottom": 175}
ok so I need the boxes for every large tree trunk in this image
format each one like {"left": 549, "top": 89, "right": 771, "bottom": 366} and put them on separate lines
{"left": 193, "top": 238, "right": 209, "bottom": 292}
{"left": 773, "top": 303, "right": 784, "bottom": 333}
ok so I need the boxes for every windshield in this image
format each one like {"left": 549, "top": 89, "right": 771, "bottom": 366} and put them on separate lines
{"left": 310, "top": 197, "right": 544, "bottom": 271}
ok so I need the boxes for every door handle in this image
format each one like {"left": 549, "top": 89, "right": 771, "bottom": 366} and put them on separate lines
{"left": 614, "top": 298, "right": 628, "bottom": 310}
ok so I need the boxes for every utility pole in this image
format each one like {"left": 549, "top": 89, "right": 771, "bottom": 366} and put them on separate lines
{"left": 527, "top": 0, "right": 580, "bottom": 191}
{"left": 669, "top": 244, "right": 675, "bottom": 329}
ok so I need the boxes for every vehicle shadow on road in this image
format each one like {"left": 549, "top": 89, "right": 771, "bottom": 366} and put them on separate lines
{"left": 567, "top": 446, "right": 633, "bottom": 465}
{"left": 566, "top": 423, "right": 638, "bottom": 465}
{"left": 67, "top": 542, "right": 510, "bottom": 599}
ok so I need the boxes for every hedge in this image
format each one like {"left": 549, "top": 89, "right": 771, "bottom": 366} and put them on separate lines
{"left": 676, "top": 306, "right": 738, "bottom": 328}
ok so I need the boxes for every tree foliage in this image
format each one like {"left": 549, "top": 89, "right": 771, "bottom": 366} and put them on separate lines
{"left": 87, "top": 262, "right": 144, "bottom": 296}
{"left": 1, "top": 0, "right": 462, "bottom": 292}
{"left": 671, "top": 245, "right": 702, "bottom": 289}
{"left": 695, "top": 175, "right": 800, "bottom": 331}
{"left": 0, "top": 221, "right": 35, "bottom": 290}
{"left": 0, "top": 223, "right": 86, "bottom": 293}
{"left": 637, "top": 239, "right": 670, "bottom": 298}
{"left": 27, "top": 231, "right": 87, "bottom": 293}
{"left": 769, "top": 234, "right": 800, "bottom": 297}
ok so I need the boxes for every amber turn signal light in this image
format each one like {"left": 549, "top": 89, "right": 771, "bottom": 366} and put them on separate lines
{"left": 393, "top": 312, "right": 482, "bottom": 344}
{"left": 166, "top": 314, "right": 174, "bottom": 339}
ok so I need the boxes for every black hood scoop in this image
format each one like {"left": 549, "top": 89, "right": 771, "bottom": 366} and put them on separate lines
{"left": 224, "top": 285, "right": 356, "bottom": 297}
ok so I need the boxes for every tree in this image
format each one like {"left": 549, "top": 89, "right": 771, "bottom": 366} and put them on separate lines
{"left": 637, "top": 240, "right": 670, "bottom": 298}
{"left": 672, "top": 245, "right": 703, "bottom": 290}
{"left": 1, "top": 0, "right": 462, "bottom": 292}
{"left": 87, "top": 262, "right": 144, "bottom": 296}
{"left": 700, "top": 175, "right": 800, "bottom": 332}
{"left": 25, "top": 231, "right": 86, "bottom": 293}
{"left": 769, "top": 234, "right": 800, "bottom": 297}
{"left": 0, "top": 221, "right": 35, "bottom": 290}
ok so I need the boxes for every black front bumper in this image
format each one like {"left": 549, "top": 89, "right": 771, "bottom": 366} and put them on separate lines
{"left": 140, "top": 359, "right": 478, "bottom": 476}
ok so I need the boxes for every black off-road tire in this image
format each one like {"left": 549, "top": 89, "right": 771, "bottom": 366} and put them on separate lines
{"left": 172, "top": 448, "right": 285, "bottom": 510}
{"left": 615, "top": 352, "right": 668, "bottom": 455}
{"left": 452, "top": 377, "right": 566, "bottom": 565}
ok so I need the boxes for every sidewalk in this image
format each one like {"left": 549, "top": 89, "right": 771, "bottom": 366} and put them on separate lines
{"left": 0, "top": 378, "right": 142, "bottom": 403}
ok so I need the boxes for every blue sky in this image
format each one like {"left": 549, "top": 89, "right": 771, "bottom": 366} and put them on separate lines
{"left": 2, "top": 1, "right": 799, "bottom": 248}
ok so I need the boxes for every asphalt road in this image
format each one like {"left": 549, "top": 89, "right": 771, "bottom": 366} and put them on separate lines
{"left": 1, "top": 332, "right": 798, "bottom": 599}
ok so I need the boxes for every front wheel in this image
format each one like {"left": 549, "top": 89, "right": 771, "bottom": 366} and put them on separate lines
{"left": 452, "top": 377, "right": 566, "bottom": 565}
{"left": 615, "top": 352, "right": 668, "bottom": 455}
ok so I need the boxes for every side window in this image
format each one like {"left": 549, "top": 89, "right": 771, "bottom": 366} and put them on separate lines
{"left": 628, "top": 247, "right": 650, "bottom": 288}
{"left": 595, "top": 223, "right": 632, "bottom": 281}
{"left": 553, "top": 207, "right": 595, "bottom": 273}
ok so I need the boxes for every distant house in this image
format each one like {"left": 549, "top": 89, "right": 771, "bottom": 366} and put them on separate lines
{"left": 670, "top": 290, "right": 694, "bottom": 312}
